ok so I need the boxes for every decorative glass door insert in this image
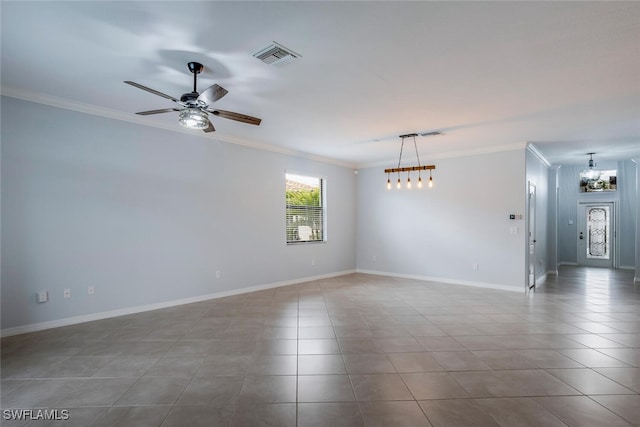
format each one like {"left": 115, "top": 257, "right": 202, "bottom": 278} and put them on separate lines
{"left": 586, "top": 206, "right": 610, "bottom": 260}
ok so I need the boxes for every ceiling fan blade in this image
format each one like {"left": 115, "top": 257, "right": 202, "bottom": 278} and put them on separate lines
{"left": 210, "top": 109, "right": 262, "bottom": 126}
{"left": 124, "top": 81, "right": 180, "bottom": 103}
{"left": 198, "top": 84, "right": 228, "bottom": 106}
{"left": 203, "top": 121, "right": 216, "bottom": 133}
{"left": 135, "top": 108, "right": 180, "bottom": 116}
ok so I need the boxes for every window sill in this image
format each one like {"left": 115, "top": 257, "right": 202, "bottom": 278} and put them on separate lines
{"left": 286, "top": 240, "right": 326, "bottom": 245}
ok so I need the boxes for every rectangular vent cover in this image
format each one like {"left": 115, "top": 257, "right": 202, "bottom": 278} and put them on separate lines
{"left": 253, "top": 42, "right": 301, "bottom": 67}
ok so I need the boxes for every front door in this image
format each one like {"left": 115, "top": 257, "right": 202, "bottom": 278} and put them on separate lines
{"left": 577, "top": 203, "right": 614, "bottom": 268}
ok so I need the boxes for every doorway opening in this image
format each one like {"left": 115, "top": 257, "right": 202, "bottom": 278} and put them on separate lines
{"left": 528, "top": 182, "right": 536, "bottom": 291}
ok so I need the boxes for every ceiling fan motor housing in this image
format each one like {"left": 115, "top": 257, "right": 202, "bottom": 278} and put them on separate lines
{"left": 180, "top": 91, "right": 200, "bottom": 105}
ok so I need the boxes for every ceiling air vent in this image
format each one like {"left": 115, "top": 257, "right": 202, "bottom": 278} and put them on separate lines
{"left": 253, "top": 42, "right": 301, "bottom": 67}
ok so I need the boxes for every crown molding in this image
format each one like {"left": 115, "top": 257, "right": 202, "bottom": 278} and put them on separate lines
{"left": 0, "top": 86, "right": 356, "bottom": 169}
{"left": 526, "top": 143, "right": 552, "bottom": 167}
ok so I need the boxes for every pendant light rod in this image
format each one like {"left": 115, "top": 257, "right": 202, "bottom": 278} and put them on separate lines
{"left": 384, "top": 165, "right": 436, "bottom": 173}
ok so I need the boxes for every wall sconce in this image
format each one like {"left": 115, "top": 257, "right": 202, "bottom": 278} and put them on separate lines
{"left": 385, "top": 133, "right": 435, "bottom": 190}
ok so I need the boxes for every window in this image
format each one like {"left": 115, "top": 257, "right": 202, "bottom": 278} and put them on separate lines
{"left": 286, "top": 173, "right": 325, "bottom": 243}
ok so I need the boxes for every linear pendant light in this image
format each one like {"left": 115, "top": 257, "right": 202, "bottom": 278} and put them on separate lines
{"left": 385, "top": 133, "right": 435, "bottom": 190}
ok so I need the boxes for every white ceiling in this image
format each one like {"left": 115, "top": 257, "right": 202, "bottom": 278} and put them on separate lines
{"left": 2, "top": 1, "right": 639, "bottom": 167}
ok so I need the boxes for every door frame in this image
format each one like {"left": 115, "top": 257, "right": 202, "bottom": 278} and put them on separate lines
{"left": 576, "top": 200, "right": 618, "bottom": 268}
{"left": 527, "top": 181, "right": 536, "bottom": 292}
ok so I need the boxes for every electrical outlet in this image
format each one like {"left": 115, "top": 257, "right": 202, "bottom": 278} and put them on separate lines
{"left": 473, "top": 263, "right": 480, "bottom": 271}
{"left": 311, "top": 259, "right": 315, "bottom": 266}
{"left": 372, "top": 255, "right": 377, "bottom": 262}
{"left": 88, "top": 286, "right": 95, "bottom": 295}
{"left": 215, "top": 270, "right": 221, "bottom": 279}
{"left": 64, "top": 288, "right": 71, "bottom": 298}
{"left": 37, "top": 291, "right": 48, "bottom": 303}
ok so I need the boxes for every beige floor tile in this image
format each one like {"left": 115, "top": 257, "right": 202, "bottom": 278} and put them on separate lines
{"left": 388, "top": 352, "right": 444, "bottom": 373}
{"left": 596, "top": 348, "right": 640, "bottom": 367}
{"left": 298, "top": 326, "right": 336, "bottom": 339}
{"left": 401, "top": 372, "right": 470, "bottom": 400}
{"left": 115, "top": 377, "right": 190, "bottom": 406}
{"left": 161, "top": 405, "right": 233, "bottom": 427}
{"left": 546, "top": 368, "right": 635, "bottom": 395}
{"left": 297, "top": 375, "right": 355, "bottom": 402}
{"left": 298, "top": 354, "right": 346, "bottom": 374}
{"left": 513, "top": 349, "right": 584, "bottom": 368}
{"left": 92, "top": 356, "right": 158, "bottom": 378}
{"left": 359, "top": 401, "right": 431, "bottom": 427}
{"left": 535, "top": 396, "right": 633, "bottom": 427}
{"left": 93, "top": 406, "right": 171, "bottom": 427}
{"left": 418, "top": 399, "right": 500, "bottom": 427}
{"left": 247, "top": 354, "right": 297, "bottom": 375}
{"left": 298, "top": 339, "right": 341, "bottom": 355}
{"left": 230, "top": 403, "right": 296, "bottom": 427}
{"left": 471, "top": 350, "right": 539, "bottom": 370}
{"left": 559, "top": 349, "right": 631, "bottom": 368}
{"left": 595, "top": 367, "right": 640, "bottom": 393}
{"left": 297, "top": 402, "right": 364, "bottom": 427}
{"left": 238, "top": 375, "right": 297, "bottom": 403}
{"left": 342, "top": 353, "right": 396, "bottom": 374}
{"left": 176, "top": 376, "right": 243, "bottom": 406}
{"left": 144, "top": 356, "right": 204, "bottom": 378}
{"left": 350, "top": 373, "right": 413, "bottom": 401}
{"left": 195, "top": 355, "right": 252, "bottom": 377}
{"left": 474, "top": 397, "right": 567, "bottom": 426}
{"left": 431, "top": 351, "right": 492, "bottom": 371}
{"left": 565, "top": 334, "right": 628, "bottom": 348}
{"left": 591, "top": 395, "right": 640, "bottom": 425}
{"left": 451, "top": 369, "right": 579, "bottom": 398}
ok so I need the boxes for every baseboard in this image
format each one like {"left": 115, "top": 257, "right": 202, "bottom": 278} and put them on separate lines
{"left": 546, "top": 269, "right": 559, "bottom": 276}
{"left": 0, "top": 269, "right": 356, "bottom": 338}
{"left": 619, "top": 265, "right": 635, "bottom": 270}
{"left": 558, "top": 262, "right": 578, "bottom": 266}
{"left": 356, "top": 269, "right": 523, "bottom": 293}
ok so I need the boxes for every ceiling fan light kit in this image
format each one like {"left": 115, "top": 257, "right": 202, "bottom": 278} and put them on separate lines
{"left": 178, "top": 107, "right": 209, "bottom": 130}
{"left": 124, "top": 62, "right": 261, "bottom": 133}
{"left": 385, "top": 133, "right": 436, "bottom": 191}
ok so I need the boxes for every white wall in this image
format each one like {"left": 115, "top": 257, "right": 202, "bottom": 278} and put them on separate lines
{"left": 618, "top": 160, "right": 638, "bottom": 269}
{"left": 1, "top": 97, "right": 357, "bottom": 332}
{"left": 356, "top": 149, "right": 527, "bottom": 291}
{"left": 547, "top": 166, "right": 561, "bottom": 275}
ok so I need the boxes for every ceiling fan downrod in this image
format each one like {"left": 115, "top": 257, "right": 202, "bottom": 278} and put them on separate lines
{"left": 187, "top": 62, "right": 203, "bottom": 93}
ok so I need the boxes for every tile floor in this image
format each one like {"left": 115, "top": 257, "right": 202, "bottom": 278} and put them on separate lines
{"left": 1, "top": 266, "right": 639, "bottom": 426}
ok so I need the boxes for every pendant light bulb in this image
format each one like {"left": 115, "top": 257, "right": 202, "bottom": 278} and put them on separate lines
{"left": 396, "top": 176, "right": 401, "bottom": 189}
{"left": 418, "top": 174, "right": 423, "bottom": 188}
{"left": 407, "top": 175, "right": 412, "bottom": 189}
{"left": 429, "top": 175, "right": 433, "bottom": 188}
{"left": 387, "top": 178, "right": 391, "bottom": 191}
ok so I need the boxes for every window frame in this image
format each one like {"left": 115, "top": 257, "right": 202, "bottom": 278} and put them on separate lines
{"left": 285, "top": 172, "right": 327, "bottom": 244}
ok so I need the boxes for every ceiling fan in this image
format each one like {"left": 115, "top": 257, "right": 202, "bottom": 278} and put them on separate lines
{"left": 124, "top": 62, "right": 261, "bottom": 133}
